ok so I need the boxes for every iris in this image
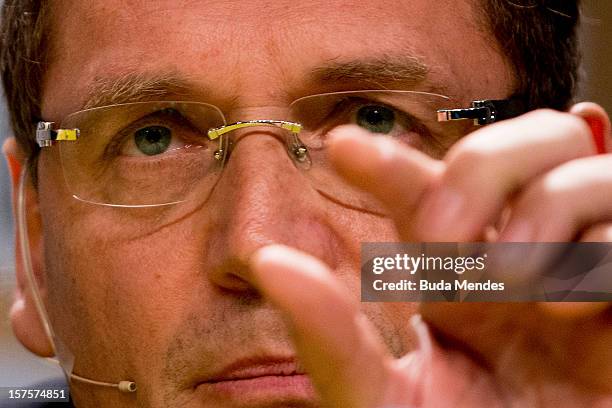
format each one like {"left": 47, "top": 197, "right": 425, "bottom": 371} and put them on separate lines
{"left": 356, "top": 105, "right": 395, "bottom": 134}
{"left": 134, "top": 126, "right": 172, "bottom": 156}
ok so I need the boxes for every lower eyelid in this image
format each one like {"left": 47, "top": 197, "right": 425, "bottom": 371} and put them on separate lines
{"left": 118, "top": 121, "right": 208, "bottom": 155}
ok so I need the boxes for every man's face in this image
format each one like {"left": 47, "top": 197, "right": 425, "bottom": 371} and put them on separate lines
{"left": 35, "top": 1, "right": 511, "bottom": 406}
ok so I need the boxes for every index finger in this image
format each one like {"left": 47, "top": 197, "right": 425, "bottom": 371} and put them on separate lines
{"left": 328, "top": 126, "right": 443, "bottom": 240}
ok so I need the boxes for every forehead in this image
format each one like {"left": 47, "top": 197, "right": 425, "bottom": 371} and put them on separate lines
{"left": 42, "top": 0, "right": 512, "bottom": 119}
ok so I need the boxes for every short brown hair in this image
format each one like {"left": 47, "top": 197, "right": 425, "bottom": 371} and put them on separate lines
{"left": 1, "top": 0, "right": 49, "bottom": 163}
{"left": 0, "top": 1, "right": 582, "bottom": 167}
{"left": 482, "top": 0, "right": 582, "bottom": 110}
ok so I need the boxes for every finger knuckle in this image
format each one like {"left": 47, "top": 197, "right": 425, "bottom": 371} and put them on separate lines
{"left": 522, "top": 177, "right": 569, "bottom": 217}
{"left": 528, "top": 109, "right": 591, "bottom": 137}
{"left": 445, "top": 142, "right": 498, "bottom": 176}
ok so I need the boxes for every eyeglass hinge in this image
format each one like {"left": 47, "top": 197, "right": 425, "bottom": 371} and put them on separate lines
{"left": 36, "top": 122, "right": 56, "bottom": 147}
{"left": 36, "top": 122, "right": 80, "bottom": 147}
{"left": 437, "top": 98, "right": 526, "bottom": 126}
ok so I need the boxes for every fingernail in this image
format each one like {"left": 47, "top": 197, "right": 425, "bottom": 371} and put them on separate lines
{"left": 328, "top": 127, "right": 369, "bottom": 159}
{"left": 419, "top": 188, "right": 465, "bottom": 238}
{"left": 372, "top": 136, "right": 399, "bottom": 162}
{"left": 328, "top": 128, "right": 397, "bottom": 175}
{"left": 252, "top": 244, "right": 294, "bottom": 266}
{"left": 328, "top": 124, "right": 370, "bottom": 143}
{"left": 329, "top": 125, "right": 396, "bottom": 158}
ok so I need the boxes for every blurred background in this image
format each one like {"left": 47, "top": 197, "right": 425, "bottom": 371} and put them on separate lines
{"left": 1, "top": 0, "right": 611, "bottom": 387}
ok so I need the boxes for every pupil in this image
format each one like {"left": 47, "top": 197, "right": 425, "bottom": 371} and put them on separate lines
{"left": 134, "top": 126, "right": 172, "bottom": 156}
{"left": 357, "top": 105, "right": 395, "bottom": 134}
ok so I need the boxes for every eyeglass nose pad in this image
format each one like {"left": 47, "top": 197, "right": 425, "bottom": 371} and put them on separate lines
{"left": 287, "top": 132, "right": 312, "bottom": 169}
{"left": 213, "top": 135, "right": 231, "bottom": 165}
{"left": 214, "top": 130, "right": 312, "bottom": 169}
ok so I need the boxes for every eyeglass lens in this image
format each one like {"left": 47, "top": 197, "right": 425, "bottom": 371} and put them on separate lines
{"left": 57, "top": 91, "right": 468, "bottom": 212}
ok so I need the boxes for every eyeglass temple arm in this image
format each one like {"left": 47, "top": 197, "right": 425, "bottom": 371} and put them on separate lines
{"left": 35, "top": 119, "right": 302, "bottom": 147}
{"left": 437, "top": 97, "right": 527, "bottom": 126}
{"left": 36, "top": 122, "right": 80, "bottom": 147}
{"left": 37, "top": 98, "right": 524, "bottom": 148}
{"left": 207, "top": 120, "right": 302, "bottom": 140}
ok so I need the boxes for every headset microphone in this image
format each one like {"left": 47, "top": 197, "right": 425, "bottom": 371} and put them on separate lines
{"left": 45, "top": 358, "right": 137, "bottom": 393}
{"left": 19, "top": 162, "right": 137, "bottom": 395}
{"left": 69, "top": 371, "right": 137, "bottom": 393}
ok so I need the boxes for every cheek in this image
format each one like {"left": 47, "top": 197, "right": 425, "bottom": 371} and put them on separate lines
{"left": 324, "top": 209, "right": 417, "bottom": 355}
{"left": 331, "top": 208, "right": 399, "bottom": 250}
{"left": 44, "top": 223, "right": 214, "bottom": 394}
{"left": 39, "top": 169, "right": 206, "bottom": 379}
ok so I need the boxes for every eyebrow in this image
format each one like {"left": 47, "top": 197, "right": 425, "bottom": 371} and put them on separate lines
{"left": 82, "top": 72, "right": 197, "bottom": 110}
{"left": 310, "top": 55, "right": 441, "bottom": 92}
{"left": 80, "top": 55, "right": 442, "bottom": 111}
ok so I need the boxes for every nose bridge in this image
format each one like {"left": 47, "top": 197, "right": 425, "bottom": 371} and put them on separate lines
{"left": 209, "top": 120, "right": 302, "bottom": 144}
{"left": 213, "top": 104, "right": 296, "bottom": 156}
{"left": 211, "top": 117, "right": 310, "bottom": 173}
{"left": 220, "top": 132, "right": 310, "bottom": 237}
{"left": 203, "top": 131, "right": 337, "bottom": 290}
{"left": 226, "top": 105, "right": 289, "bottom": 122}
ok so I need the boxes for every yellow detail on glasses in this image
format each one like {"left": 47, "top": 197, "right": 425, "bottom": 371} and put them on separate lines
{"left": 35, "top": 90, "right": 523, "bottom": 212}
{"left": 207, "top": 120, "right": 303, "bottom": 140}
{"left": 207, "top": 120, "right": 308, "bottom": 164}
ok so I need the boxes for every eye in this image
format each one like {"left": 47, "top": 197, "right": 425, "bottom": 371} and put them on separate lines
{"left": 290, "top": 92, "right": 452, "bottom": 157}
{"left": 133, "top": 125, "right": 172, "bottom": 156}
{"left": 114, "top": 108, "right": 207, "bottom": 158}
{"left": 349, "top": 101, "right": 419, "bottom": 140}
{"left": 355, "top": 105, "right": 395, "bottom": 134}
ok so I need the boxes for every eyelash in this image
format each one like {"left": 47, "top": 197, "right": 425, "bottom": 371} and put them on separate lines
{"left": 103, "top": 109, "right": 205, "bottom": 159}
{"left": 98, "top": 99, "right": 445, "bottom": 163}
{"left": 323, "top": 97, "right": 429, "bottom": 136}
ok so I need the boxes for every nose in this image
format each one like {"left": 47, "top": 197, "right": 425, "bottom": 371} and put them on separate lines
{"left": 203, "top": 130, "right": 340, "bottom": 292}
